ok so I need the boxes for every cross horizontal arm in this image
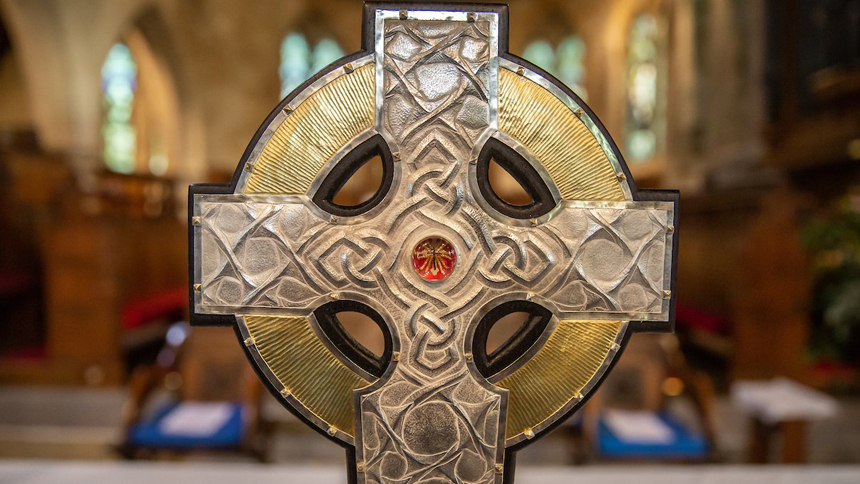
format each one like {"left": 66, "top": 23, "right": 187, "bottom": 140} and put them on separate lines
{"left": 192, "top": 194, "right": 674, "bottom": 322}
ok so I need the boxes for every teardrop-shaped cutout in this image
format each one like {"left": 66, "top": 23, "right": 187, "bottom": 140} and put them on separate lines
{"left": 335, "top": 311, "right": 385, "bottom": 358}
{"left": 331, "top": 154, "right": 383, "bottom": 207}
{"left": 472, "top": 300, "right": 553, "bottom": 379}
{"left": 489, "top": 158, "right": 533, "bottom": 206}
{"left": 476, "top": 138, "right": 556, "bottom": 219}
{"left": 313, "top": 300, "right": 393, "bottom": 378}
{"left": 312, "top": 134, "right": 394, "bottom": 217}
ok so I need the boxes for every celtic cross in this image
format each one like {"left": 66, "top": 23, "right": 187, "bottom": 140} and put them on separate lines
{"left": 189, "top": 4, "right": 678, "bottom": 483}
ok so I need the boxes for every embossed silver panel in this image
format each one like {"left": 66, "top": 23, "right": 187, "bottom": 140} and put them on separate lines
{"left": 192, "top": 8, "right": 675, "bottom": 484}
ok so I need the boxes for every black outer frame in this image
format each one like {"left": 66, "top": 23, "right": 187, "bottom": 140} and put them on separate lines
{"left": 187, "top": 3, "right": 679, "bottom": 483}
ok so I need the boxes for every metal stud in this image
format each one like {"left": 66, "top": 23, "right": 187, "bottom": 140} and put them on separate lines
{"left": 330, "top": 293, "right": 339, "bottom": 301}
{"left": 356, "top": 462, "right": 366, "bottom": 473}
{"left": 495, "top": 463, "right": 504, "bottom": 474}
{"left": 330, "top": 215, "right": 339, "bottom": 224}
{"left": 192, "top": 216, "right": 201, "bottom": 226}
{"left": 667, "top": 225, "right": 675, "bottom": 233}
{"left": 664, "top": 290, "right": 672, "bottom": 299}
{"left": 530, "top": 218, "right": 538, "bottom": 226}
{"left": 616, "top": 172, "right": 627, "bottom": 181}
{"left": 327, "top": 426, "right": 338, "bottom": 436}
{"left": 525, "top": 293, "right": 534, "bottom": 301}
{"left": 282, "top": 106, "right": 293, "bottom": 116}
{"left": 516, "top": 66, "right": 525, "bottom": 76}
{"left": 243, "top": 162, "right": 254, "bottom": 173}
{"left": 392, "top": 151, "right": 401, "bottom": 162}
{"left": 193, "top": 284, "right": 202, "bottom": 293}
{"left": 574, "top": 108, "right": 584, "bottom": 119}
{"left": 280, "top": 388, "right": 290, "bottom": 397}
{"left": 465, "top": 353, "right": 473, "bottom": 362}
{"left": 524, "top": 428, "right": 535, "bottom": 440}
{"left": 611, "top": 342, "right": 621, "bottom": 352}
{"left": 392, "top": 351, "right": 400, "bottom": 362}
{"left": 343, "top": 63, "right": 354, "bottom": 74}
{"left": 399, "top": 9, "right": 408, "bottom": 19}
{"left": 469, "top": 156, "right": 477, "bottom": 165}
{"left": 467, "top": 12, "right": 476, "bottom": 22}
{"left": 243, "top": 337, "right": 254, "bottom": 347}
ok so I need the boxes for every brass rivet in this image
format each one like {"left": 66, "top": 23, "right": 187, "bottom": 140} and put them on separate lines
{"left": 611, "top": 342, "right": 621, "bottom": 352}
{"left": 327, "top": 426, "right": 338, "bottom": 436}
{"left": 524, "top": 428, "right": 535, "bottom": 439}
{"left": 243, "top": 163, "right": 254, "bottom": 172}
{"left": 243, "top": 337, "right": 254, "bottom": 347}
{"left": 330, "top": 293, "right": 339, "bottom": 301}
{"left": 667, "top": 225, "right": 675, "bottom": 233}
{"left": 575, "top": 392, "right": 584, "bottom": 401}
{"left": 282, "top": 106, "right": 293, "bottom": 116}
{"left": 465, "top": 353, "right": 473, "bottom": 362}
{"left": 469, "top": 156, "right": 477, "bottom": 165}
{"left": 399, "top": 9, "right": 408, "bottom": 19}
{"left": 392, "top": 151, "right": 401, "bottom": 162}
{"left": 495, "top": 463, "right": 504, "bottom": 474}
{"left": 467, "top": 12, "right": 476, "bottom": 22}
{"left": 664, "top": 290, "right": 672, "bottom": 298}
{"left": 330, "top": 215, "right": 338, "bottom": 224}
{"left": 530, "top": 218, "right": 538, "bottom": 226}
{"left": 516, "top": 66, "right": 525, "bottom": 76}
{"left": 280, "top": 388, "right": 290, "bottom": 397}
{"left": 616, "top": 172, "right": 627, "bottom": 181}
{"left": 344, "top": 63, "right": 354, "bottom": 74}
{"left": 192, "top": 216, "right": 201, "bottom": 226}
{"left": 356, "top": 462, "right": 365, "bottom": 472}
{"left": 574, "top": 108, "right": 584, "bottom": 118}
{"left": 193, "top": 284, "right": 201, "bottom": 293}
{"left": 392, "top": 352, "right": 400, "bottom": 361}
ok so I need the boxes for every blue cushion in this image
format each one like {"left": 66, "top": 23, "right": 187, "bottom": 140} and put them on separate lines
{"left": 597, "top": 412, "right": 708, "bottom": 459}
{"left": 128, "top": 402, "right": 245, "bottom": 450}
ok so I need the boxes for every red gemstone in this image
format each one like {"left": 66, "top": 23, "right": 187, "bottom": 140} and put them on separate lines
{"left": 412, "top": 237, "right": 456, "bottom": 281}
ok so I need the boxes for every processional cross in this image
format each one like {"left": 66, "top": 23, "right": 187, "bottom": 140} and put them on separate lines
{"left": 189, "top": 3, "right": 678, "bottom": 483}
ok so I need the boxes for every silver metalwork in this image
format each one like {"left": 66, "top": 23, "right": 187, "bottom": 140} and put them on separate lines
{"left": 192, "top": 7, "right": 677, "bottom": 483}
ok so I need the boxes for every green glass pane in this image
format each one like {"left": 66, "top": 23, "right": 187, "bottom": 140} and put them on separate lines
{"left": 280, "top": 32, "right": 311, "bottom": 98}
{"left": 310, "top": 38, "right": 344, "bottom": 74}
{"left": 625, "top": 14, "right": 661, "bottom": 163}
{"left": 522, "top": 40, "right": 556, "bottom": 75}
{"left": 101, "top": 43, "right": 137, "bottom": 173}
{"left": 556, "top": 35, "right": 587, "bottom": 100}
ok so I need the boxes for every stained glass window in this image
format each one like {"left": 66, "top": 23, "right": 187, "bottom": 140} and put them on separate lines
{"left": 522, "top": 36, "right": 587, "bottom": 100}
{"left": 101, "top": 43, "right": 137, "bottom": 174}
{"left": 280, "top": 33, "right": 344, "bottom": 98}
{"left": 626, "top": 13, "right": 662, "bottom": 163}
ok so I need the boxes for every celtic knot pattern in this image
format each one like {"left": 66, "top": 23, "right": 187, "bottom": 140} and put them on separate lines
{"left": 193, "top": 12, "right": 674, "bottom": 484}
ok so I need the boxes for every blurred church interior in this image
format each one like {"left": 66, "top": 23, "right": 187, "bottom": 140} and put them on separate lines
{"left": 1, "top": 0, "right": 859, "bottom": 467}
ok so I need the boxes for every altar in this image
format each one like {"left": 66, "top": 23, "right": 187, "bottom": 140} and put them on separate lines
{"left": 2, "top": 462, "right": 858, "bottom": 484}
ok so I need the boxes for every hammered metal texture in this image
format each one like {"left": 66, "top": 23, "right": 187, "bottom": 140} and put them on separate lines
{"left": 498, "top": 68, "right": 625, "bottom": 202}
{"left": 197, "top": 200, "right": 670, "bottom": 318}
{"left": 193, "top": 10, "right": 675, "bottom": 484}
{"left": 243, "top": 64, "right": 375, "bottom": 195}
{"left": 496, "top": 320, "right": 623, "bottom": 439}
{"left": 245, "top": 315, "right": 370, "bottom": 435}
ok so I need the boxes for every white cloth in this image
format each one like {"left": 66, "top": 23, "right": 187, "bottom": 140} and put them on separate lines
{"left": 158, "top": 402, "right": 235, "bottom": 437}
{"left": 731, "top": 378, "right": 839, "bottom": 424}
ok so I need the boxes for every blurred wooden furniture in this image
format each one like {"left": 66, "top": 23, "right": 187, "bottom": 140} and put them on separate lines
{"left": 119, "top": 325, "right": 271, "bottom": 461}
{"left": 581, "top": 334, "right": 716, "bottom": 462}
{"left": 732, "top": 378, "right": 838, "bottom": 464}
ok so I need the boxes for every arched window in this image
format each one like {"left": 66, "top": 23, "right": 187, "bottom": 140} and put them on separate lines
{"left": 522, "top": 35, "right": 587, "bottom": 99}
{"left": 626, "top": 13, "right": 664, "bottom": 163}
{"left": 101, "top": 43, "right": 138, "bottom": 174}
{"left": 279, "top": 33, "right": 344, "bottom": 98}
